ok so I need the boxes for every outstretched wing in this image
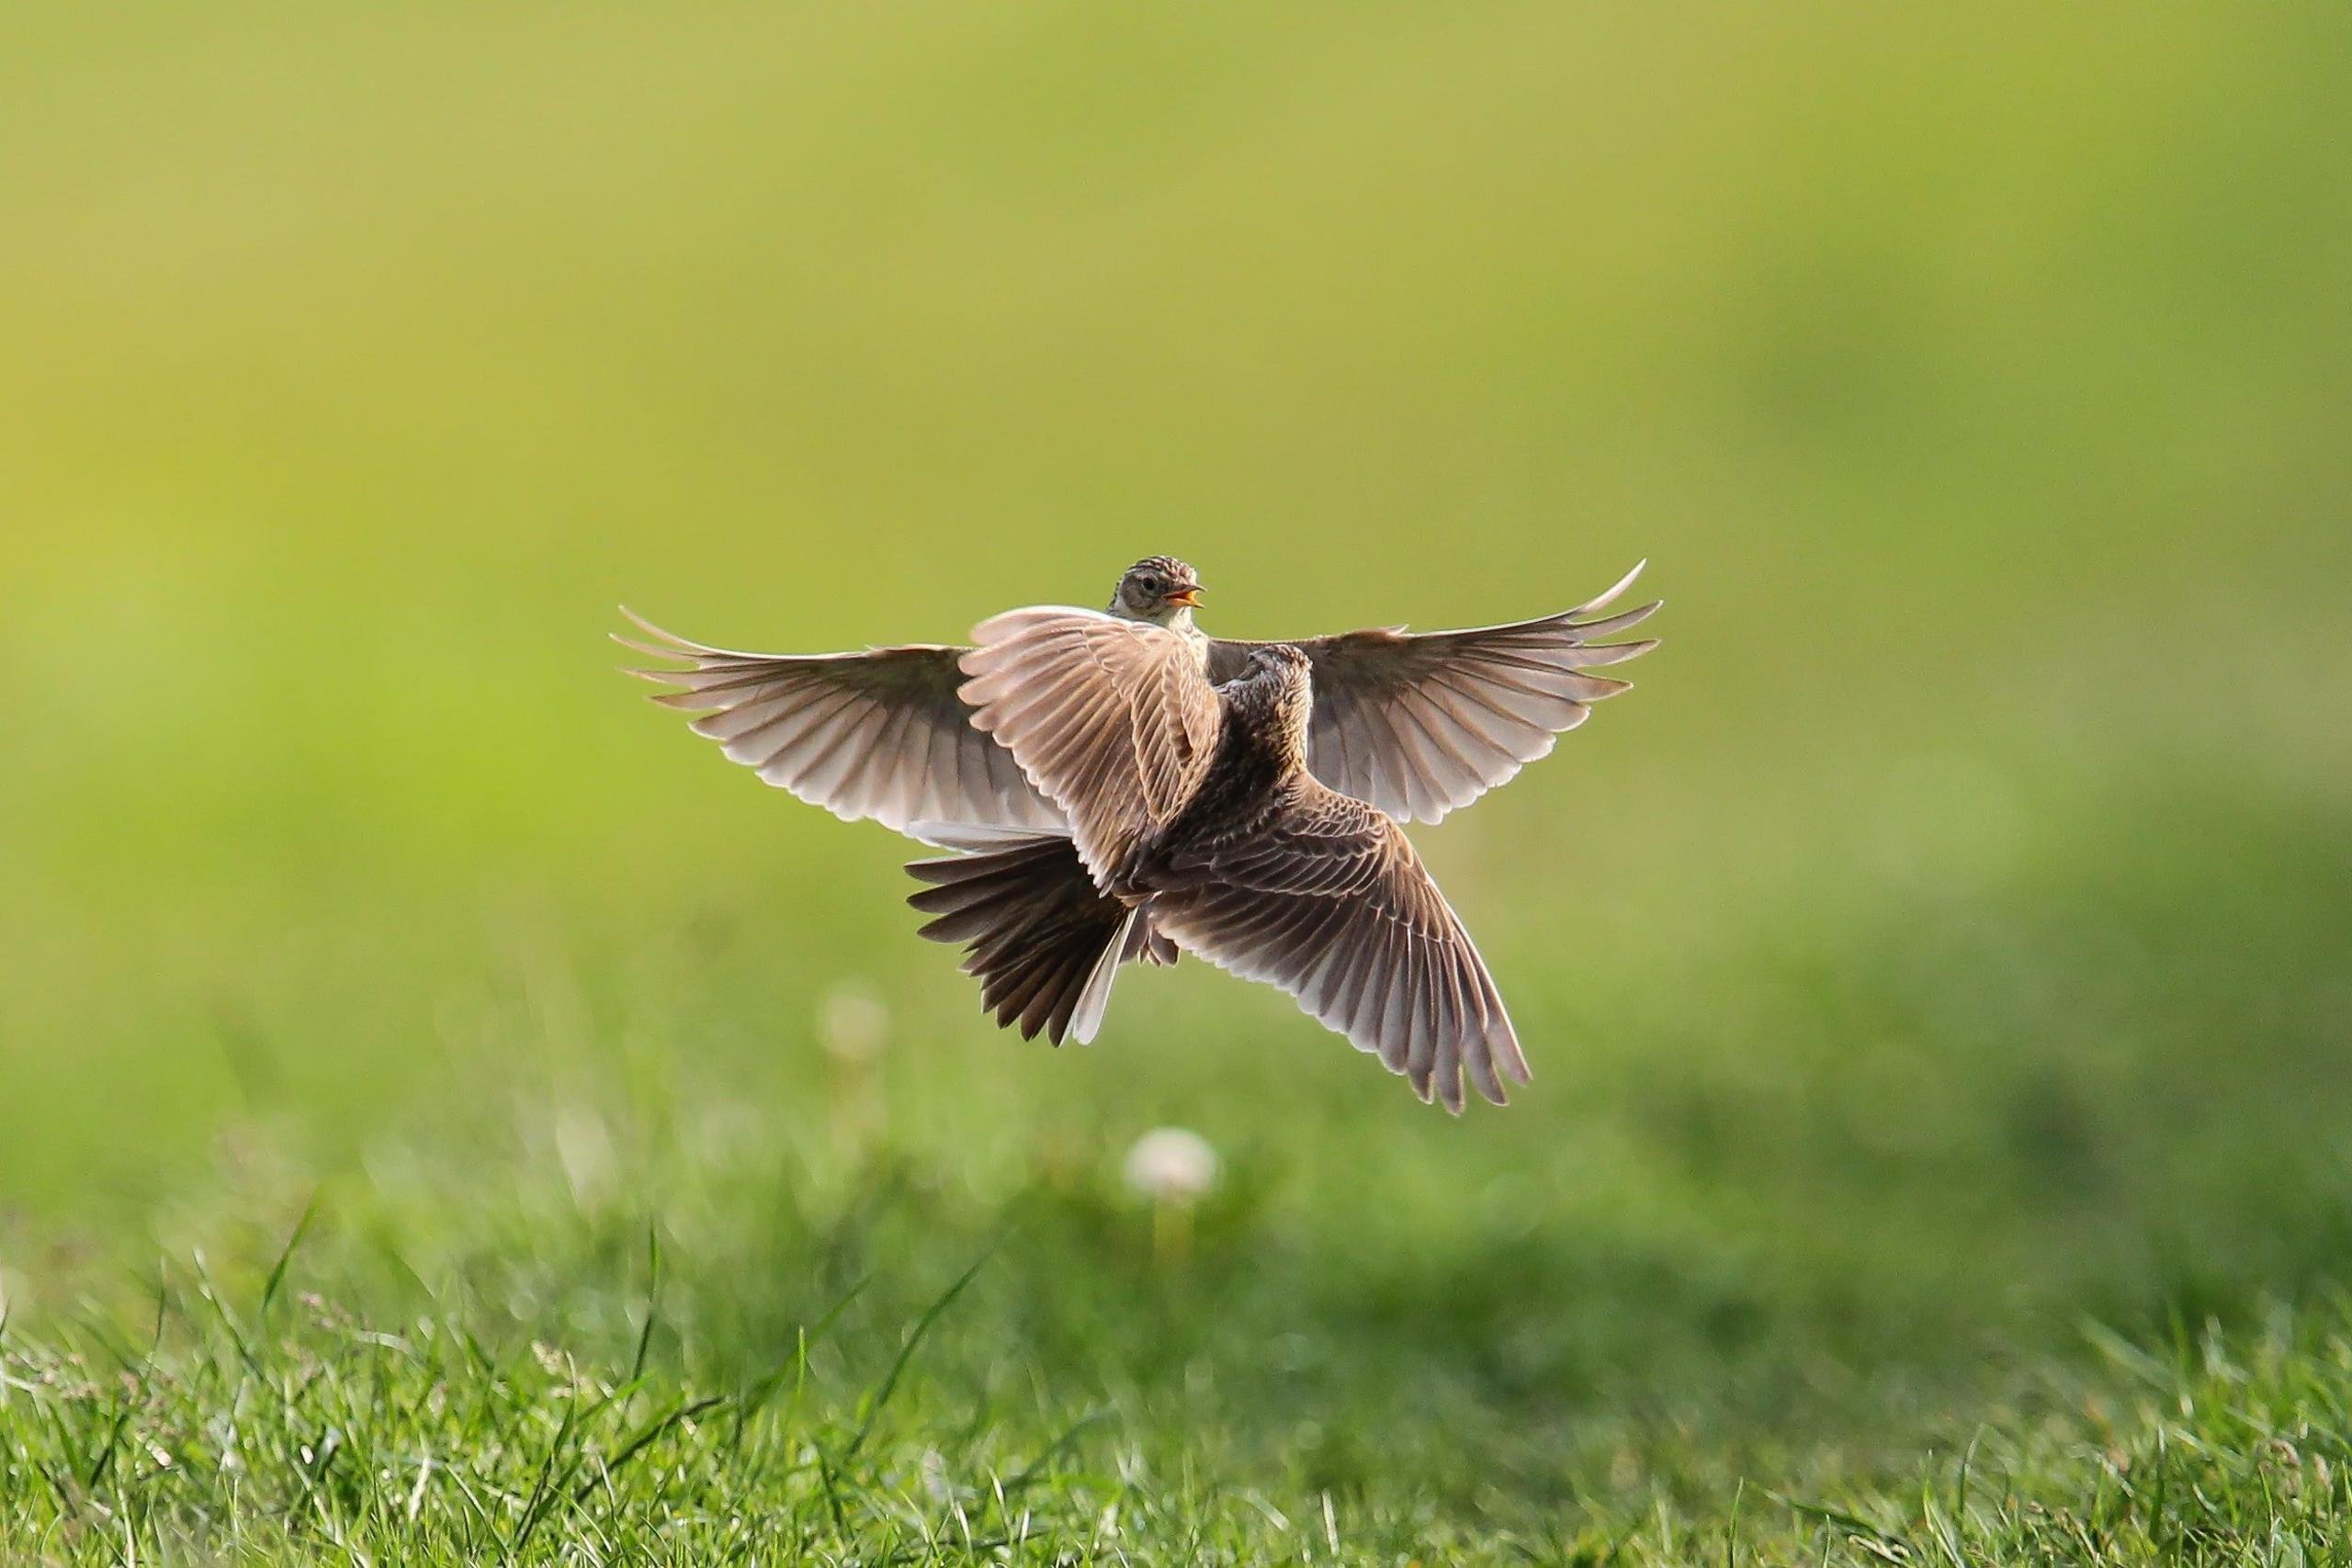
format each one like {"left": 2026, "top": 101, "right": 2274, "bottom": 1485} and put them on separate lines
{"left": 1206, "top": 561, "right": 1659, "bottom": 823}
{"left": 1148, "top": 781, "right": 1524, "bottom": 1112}
{"left": 957, "top": 606, "right": 1221, "bottom": 889}
{"left": 617, "top": 610, "right": 1062, "bottom": 835}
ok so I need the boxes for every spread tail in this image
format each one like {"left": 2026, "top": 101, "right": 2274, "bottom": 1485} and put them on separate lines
{"left": 906, "top": 832, "right": 1164, "bottom": 1044}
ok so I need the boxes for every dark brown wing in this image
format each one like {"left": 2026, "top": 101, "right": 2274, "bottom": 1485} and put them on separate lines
{"left": 1148, "top": 780, "right": 1524, "bottom": 1112}
{"left": 956, "top": 607, "right": 1221, "bottom": 888}
{"left": 617, "top": 610, "right": 1062, "bottom": 835}
{"left": 1206, "top": 562, "right": 1659, "bottom": 823}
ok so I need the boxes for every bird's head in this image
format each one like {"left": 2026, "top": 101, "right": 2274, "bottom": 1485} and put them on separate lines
{"left": 1236, "top": 642, "right": 1315, "bottom": 751}
{"left": 1109, "top": 556, "right": 1204, "bottom": 626}
{"left": 1245, "top": 642, "right": 1312, "bottom": 684}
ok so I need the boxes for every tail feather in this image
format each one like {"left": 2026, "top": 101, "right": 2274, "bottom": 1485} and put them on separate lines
{"left": 1122, "top": 917, "right": 1181, "bottom": 967}
{"left": 907, "top": 833, "right": 1146, "bottom": 1044}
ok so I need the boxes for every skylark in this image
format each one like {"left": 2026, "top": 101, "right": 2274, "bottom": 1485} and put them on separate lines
{"left": 621, "top": 557, "right": 1657, "bottom": 1110}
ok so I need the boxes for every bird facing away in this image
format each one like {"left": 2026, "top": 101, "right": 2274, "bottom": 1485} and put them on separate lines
{"left": 619, "top": 556, "right": 1659, "bottom": 1110}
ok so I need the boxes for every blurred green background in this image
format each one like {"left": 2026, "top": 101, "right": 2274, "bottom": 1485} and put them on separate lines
{"left": 3, "top": 0, "right": 2350, "bottom": 1547}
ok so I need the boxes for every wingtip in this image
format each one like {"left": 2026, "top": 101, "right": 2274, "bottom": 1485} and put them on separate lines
{"left": 612, "top": 633, "right": 693, "bottom": 664}
{"left": 1566, "top": 599, "right": 1663, "bottom": 639}
{"left": 1572, "top": 559, "right": 1651, "bottom": 617}
{"left": 616, "top": 605, "right": 717, "bottom": 653}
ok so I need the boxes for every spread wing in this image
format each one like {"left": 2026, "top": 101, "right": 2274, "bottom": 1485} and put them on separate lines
{"left": 1206, "top": 561, "right": 1660, "bottom": 823}
{"left": 617, "top": 610, "right": 1062, "bottom": 835}
{"left": 1148, "top": 780, "right": 1524, "bottom": 1112}
{"left": 956, "top": 607, "right": 1221, "bottom": 888}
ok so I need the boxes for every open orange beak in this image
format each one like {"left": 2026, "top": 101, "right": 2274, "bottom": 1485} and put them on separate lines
{"left": 1165, "top": 586, "right": 1203, "bottom": 607}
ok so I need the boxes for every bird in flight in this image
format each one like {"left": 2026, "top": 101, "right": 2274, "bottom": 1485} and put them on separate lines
{"left": 620, "top": 556, "right": 1657, "bottom": 1110}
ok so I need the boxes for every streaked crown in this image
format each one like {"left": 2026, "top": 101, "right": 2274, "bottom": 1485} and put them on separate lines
{"left": 1246, "top": 642, "right": 1311, "bottom": 681}
{"left": 1228, "top": 641, "right": 1314, "bottom": 763}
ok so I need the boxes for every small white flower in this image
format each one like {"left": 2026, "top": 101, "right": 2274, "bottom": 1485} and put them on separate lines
{"left": 1122, "top": 1127, "right": 1218, "bottom": 1203}
{"left": 919, "top": 1447, "right": 952, "bottom": 1503}
{"left": 818, "top": 981, "right": 890, "bottom": 1062}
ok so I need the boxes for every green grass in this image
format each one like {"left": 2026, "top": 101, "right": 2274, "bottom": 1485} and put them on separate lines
{"left": 12, "top": 1121, "right": 2352, "bottom": 1563}
{"left": 6, "top": 0, "right": 2352, "bottom": 1560}
{"left": 7, "top": 779, "right": 2352, "bottom": 1562}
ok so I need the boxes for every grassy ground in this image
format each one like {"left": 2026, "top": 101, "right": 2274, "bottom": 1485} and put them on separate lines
{"left": 6, "top": 2, "right": 2352, "bottom": 1561}
{"left": 6, "top": 767, "right": 2349, "bottom": 1562}
{"left": 13, "top": 1190, "right": 2352, "bottom": 1565}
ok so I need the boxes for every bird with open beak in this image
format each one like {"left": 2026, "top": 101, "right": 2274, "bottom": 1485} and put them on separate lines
{"left": 621, "top": 553, "right": 1657, "bottom": 1110}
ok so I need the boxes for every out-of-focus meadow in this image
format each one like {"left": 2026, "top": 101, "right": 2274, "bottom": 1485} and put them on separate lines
{"left": 4, "top": 3, "right": 2350, "bottom": 1560}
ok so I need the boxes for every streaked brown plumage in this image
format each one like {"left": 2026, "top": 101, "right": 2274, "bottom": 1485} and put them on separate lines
{"left": 943, "top": 612, "right": 1532, "bottom": 1110}
{"left": 621, "top": 555, "right": 1658, "bottom": 1111}
{"left": 619, "top": 556, "right": 1656, "bottom": 832}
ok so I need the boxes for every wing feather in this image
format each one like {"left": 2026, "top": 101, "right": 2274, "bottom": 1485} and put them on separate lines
{"left": 1206, "top": 563, "right": 1659, "bottom": 822}
{"left": 619, "top": 610, "right": 1062, "bottom": 835}
{"left": 1150, "top": 783, "right": 1523, "bottom": 1111}
{"left": 958, "top": 607, "right": 1221, "bottom": 888}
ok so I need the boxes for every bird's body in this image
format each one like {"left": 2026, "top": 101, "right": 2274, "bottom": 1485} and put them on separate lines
{"left": 622, "top": 555, "right": 1657, "bottom": 1111}
{"left": 1140, "top": 653, "right": 1309, "bottom": 888}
